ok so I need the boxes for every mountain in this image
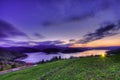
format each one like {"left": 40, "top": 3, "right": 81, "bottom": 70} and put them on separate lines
{"left": 107, "top": 48, "right": 120, "bottom": 55}
{"left": 0, "top": 47, "right": 27, "bottom": 60}
{"left": 90, "top": 46, "right": 120, "bottom": 50}
{"left": 0, "top": 45, "right": 89, "bottom": 60}
{"left": 0, "top": 45, "right": 120, "bottom": 60}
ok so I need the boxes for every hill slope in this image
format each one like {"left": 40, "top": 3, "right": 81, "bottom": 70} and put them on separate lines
{"left": 0, "top": 54, "right": 120, "bottom": 80}
{"left": 0, "top": 47, "right": 27, "bottom": 60}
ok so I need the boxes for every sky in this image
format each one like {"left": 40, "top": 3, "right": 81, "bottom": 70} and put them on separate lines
{"left": 0, "top": 0, "right": 120, "bottom": 47}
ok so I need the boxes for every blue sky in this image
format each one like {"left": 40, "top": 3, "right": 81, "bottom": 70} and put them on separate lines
{"left": 0, "top": 0, "right": 120, "bottom": 47}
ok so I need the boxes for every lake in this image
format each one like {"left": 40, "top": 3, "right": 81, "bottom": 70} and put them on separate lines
{"left": 16, "top": 50, "right": 108, "bottom": 63}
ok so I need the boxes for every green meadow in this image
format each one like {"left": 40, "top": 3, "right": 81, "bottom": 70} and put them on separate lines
{"left": 0, "top": 54, "right": 120, "bottom": 80}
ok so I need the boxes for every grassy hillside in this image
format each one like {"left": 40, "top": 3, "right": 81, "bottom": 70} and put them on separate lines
{"left": 0, "top": 54, "right": 120, "bottom": 80}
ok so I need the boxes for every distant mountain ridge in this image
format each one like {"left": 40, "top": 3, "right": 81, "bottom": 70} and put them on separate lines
{"left": 0, "top": 45, "right": 87, "bottom": 60}
{"left": 0, "top": 45, "right": 120, "bottom": 60}
{"left": 0, "top": 47, "right": 27, "bottom": 60}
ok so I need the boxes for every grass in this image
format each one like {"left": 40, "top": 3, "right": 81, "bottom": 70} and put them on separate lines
{"left": 0, "top": 54, "right": 120, "bottom": 80}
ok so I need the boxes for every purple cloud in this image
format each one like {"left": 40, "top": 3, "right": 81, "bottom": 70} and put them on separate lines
{"left": 37, "top": 40, "right": 65, "bottom": 45}
{"left": 0, "top": 19, "right": 28, "bottom": 39}
{"left": 77, "top": 21, "right": 120, "bottom": 44}
{"left": 69, "top": 39, "right": 76, "bottom": 42}
{"left": 34, "top": 33, "right": 45, "bottom": 39}
{"left": 41, "top": 0, "right": 111, "bottom": 27}
{"left": 65, "top": 11, "right": 95, "bottom": 22}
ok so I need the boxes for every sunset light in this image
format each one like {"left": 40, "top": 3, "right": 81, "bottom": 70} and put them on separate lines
{"left": 0, "top": 0, "right": 120, "bottom": 80}
{"left": 101, "top": 53, "right": 106, "bottom": 58}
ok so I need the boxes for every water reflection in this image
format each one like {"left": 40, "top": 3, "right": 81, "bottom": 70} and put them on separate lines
{"left": 17, "top": 50, "right": 108, "bottom": 63}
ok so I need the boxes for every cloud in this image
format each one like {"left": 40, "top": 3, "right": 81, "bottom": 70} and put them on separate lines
{"left": 77, "top": 21, "right": 120, "bottom": 44}
{"left": 65, "top": 12, "right": 95, "bottom": 22}
{"left": 0, "top": 40, "right": 35, "bottom": 47}
{"left": 69, "top": 39, "right": 76, "bottom": 42}
{"left": 41, "top": 0, "right": 111, "bottom": 27}
{"left": 97, "top": 0, "right": 111, "bottom": 11}
{"left": 0, "top": 19, "right": 28, "bottom": 39}
{"left": 38, "top": 40, "right": 65, "bottom": 45}
{"left": 42, "top": 12, "right": 95, "bottom": 27}
{"left": 42, "top": 21, "right": 57, "bottom": 27}
{"left": 34, "top": 33, "right": 45, "bottom": 39}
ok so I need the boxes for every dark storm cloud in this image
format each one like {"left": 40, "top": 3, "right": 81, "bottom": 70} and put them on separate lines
{"left": 0, "top": 19, "right": 28, "bottom": 39}
{"left": 34, "top": 33, "right": 45, "bottom": 39}
{"left": 78, "top": 22, "right": 120, "bottom": 44}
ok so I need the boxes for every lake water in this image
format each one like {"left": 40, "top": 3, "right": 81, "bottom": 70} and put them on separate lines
{"left": 16, "top": 50, "right": 108, "bottom": 63}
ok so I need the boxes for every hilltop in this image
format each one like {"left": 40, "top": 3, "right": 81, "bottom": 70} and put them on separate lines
{"left": 0, "top": 51, "right": 120, "bottom": 80}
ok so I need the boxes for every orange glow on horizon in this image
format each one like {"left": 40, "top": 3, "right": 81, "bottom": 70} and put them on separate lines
{"left": 70, "top": 35, "right": 120, "bottom": 47}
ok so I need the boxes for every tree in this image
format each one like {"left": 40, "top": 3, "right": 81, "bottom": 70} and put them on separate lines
{"left": 41, "top": 59, "right": 45, "bottom": 64}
